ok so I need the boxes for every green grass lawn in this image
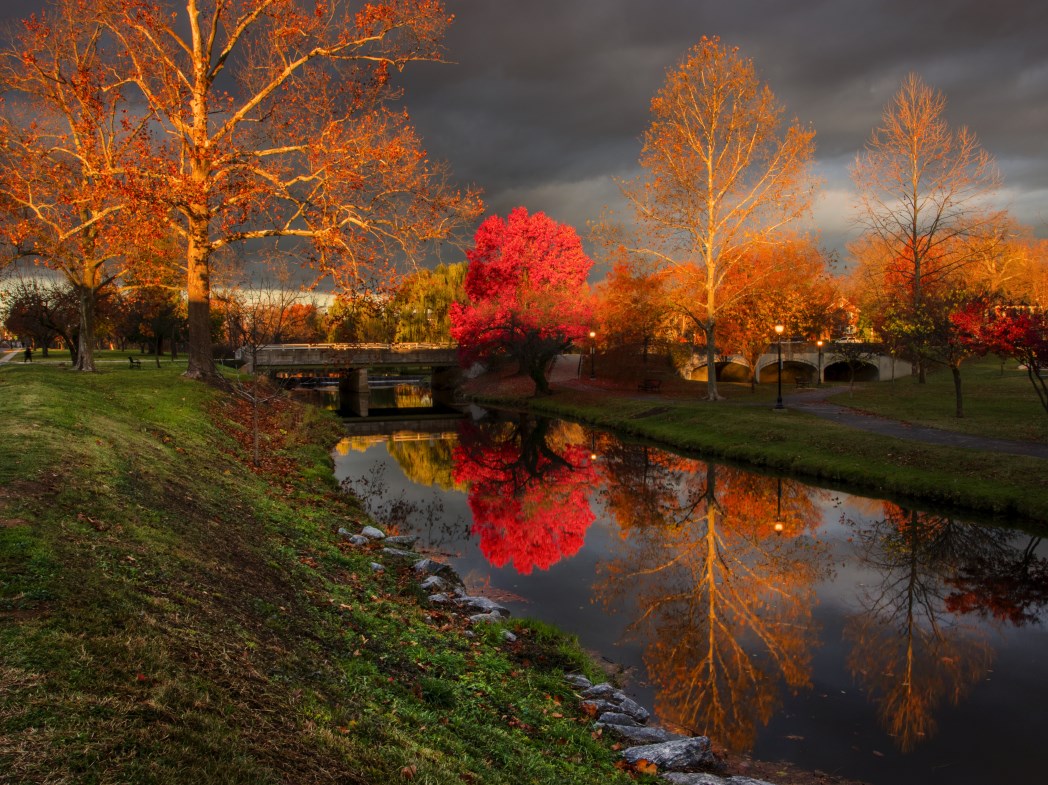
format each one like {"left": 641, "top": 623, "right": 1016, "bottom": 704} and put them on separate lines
{"left": 0, "top": 366, "right": 640, "bottom": 785}
{"left": 830, "top": 358, "right": 1048, "bottom": 444}
{"left": 1, "top": 347, "right": 188, "bottom": 367}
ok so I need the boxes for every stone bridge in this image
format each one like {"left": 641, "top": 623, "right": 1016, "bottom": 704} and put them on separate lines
{"left": 680, "top": 341, "right": 903, "bottom": 384}
{"left": 239, "top": 343, "right": 461, "bottom": 416}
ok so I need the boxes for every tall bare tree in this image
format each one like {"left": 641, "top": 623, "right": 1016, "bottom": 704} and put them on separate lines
{"left": 852, "top": 73, "right": 1002, "bottom": 382}
{"left": 619, "top": 37, "right": 816, "bottom": 400}
{"left": 102, "top": 0, "right": 481, "bottom": 380}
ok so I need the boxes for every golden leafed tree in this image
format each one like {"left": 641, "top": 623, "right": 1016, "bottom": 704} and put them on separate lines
{"left": 102, "top": 0, "right": 482, "bottom": 379}
{"left": 852, "top": 73, "right": 1002, "bottom": 382}
{"left": 0, "top": 0, "right": 163, "bottom": 372}
{"left": 621, "top": 36, "right": 816, "bottom": 400}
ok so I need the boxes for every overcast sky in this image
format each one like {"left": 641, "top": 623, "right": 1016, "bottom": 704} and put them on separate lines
{"left": 3, "top": 0, "right": 1047, "bottom": 268}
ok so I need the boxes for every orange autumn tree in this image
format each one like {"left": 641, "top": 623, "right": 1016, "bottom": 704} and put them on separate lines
{"left": 0, "top": 0, "right": 162, "bottom": 372}
{"left": 852, "top": 73, "right": 1002, "bottom": 383}
{"left": 595, "top": 251, "right": 674, "bottom": 368}
{"left": 717, "top": 237, "right": 842, "bottom": 390}
{"left": 619, "top": 37, "right": 816, "bottom": 400}
{"left": 102, "top": 0, "right": 481, "bottom": 379}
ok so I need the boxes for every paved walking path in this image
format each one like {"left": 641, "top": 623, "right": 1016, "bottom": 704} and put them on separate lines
{"left": 783, "top": 385, "right": 1048, "bottom": 460}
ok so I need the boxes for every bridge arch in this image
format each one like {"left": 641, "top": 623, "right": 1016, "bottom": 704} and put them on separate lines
{"left": 824, "top": 360, "right": 879, "bottom": 382}
{"left": 688, "top": 359, "right": 752, "bottom": 383}
{"left": 755, "top": 358, "right": 818, "bottom": 384}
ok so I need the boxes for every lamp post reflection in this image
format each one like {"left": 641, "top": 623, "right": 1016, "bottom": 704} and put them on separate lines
{"left": 774, "top": 324, "right": 785, "bottom": 410}
{"left": 774, "top": 476, "right": 784, "bottom": 533}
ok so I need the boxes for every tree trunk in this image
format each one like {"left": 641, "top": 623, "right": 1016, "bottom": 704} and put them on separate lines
{"left": 528, "top": 354, "right": 551, "bottom": 396}
{"left": 704, "top": 320, "right": 721, "bottom": 401}
{"left": 1026, "top": 364, "right": 1048, "bottom": 415}
{"left": 951, "top": 362, "right": 963, "bottom": 418}
{"left": 253, "top": 373, "right": 261, "bottom": 467}
{"left": 74, "top": 281, "right": 97, "bottom": 372}
{"left": 185, "top": 223, "right": 216, "bottom": 380}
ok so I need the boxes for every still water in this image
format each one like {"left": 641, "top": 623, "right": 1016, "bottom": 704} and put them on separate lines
{"left": 329, "top": 408, "right": 1047, "bottom": 785}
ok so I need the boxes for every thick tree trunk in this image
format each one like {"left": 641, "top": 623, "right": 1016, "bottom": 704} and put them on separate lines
{"left": 951, "top": 363, "right": 963, "bottom": 418}
{"left": 74, "top": 280, "right": 97, "bottom": 372}
{"left": 185, "top": 218, "right": 216, "bottom": 380}
{"left": 528, "top": 355, "right": 551, "bottom": 396}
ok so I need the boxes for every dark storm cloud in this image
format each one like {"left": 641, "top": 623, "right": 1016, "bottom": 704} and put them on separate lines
{"left": 2, "top": 0, "right": 1046, "bottom": 256}
{"left": 392, "top": 0, "right": 1048, "bottom": 255}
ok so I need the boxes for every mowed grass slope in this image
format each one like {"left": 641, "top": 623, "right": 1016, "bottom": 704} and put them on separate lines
{"left": 0, "top": 365, "right": 636, "bottom": 785}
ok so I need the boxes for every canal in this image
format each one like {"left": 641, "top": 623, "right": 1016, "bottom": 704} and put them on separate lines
{"left": 322, "top": 399, "right": 1047, "bottom": 785}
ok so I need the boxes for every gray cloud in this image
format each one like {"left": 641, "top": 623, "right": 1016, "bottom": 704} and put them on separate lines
{"left": 396, "top": 0, "right": 1048, "bottom": 258}
{"left": 3, "top": 0, "right": 1045, "bottom": 262}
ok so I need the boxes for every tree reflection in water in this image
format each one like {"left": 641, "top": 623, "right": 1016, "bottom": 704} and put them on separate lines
{"left": 336, "top": 418, "right": 1048, "bottom": 767}
{"left": 595, "top": 439, "right": 830, "bottom": 751}
{"left": 843, "top": 505, "right": 1000, "bottom": 752}
{"left": 946, "top": 535, "right": 1048, "bottom": 626}
{"left": 452, "top": 416, "right": 598, "bottom": 574}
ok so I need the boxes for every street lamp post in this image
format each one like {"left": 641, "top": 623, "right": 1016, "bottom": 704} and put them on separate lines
{"left": 816, "top": 339, "right": 824, "bottom": 386}
{"left": 589, "top": 330, "right": 596, "bottom": 379}
{"left": 774, "top": 324, "right": 785, "bottom": 410}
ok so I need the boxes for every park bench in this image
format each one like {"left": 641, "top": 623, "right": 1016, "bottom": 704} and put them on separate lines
{"left": 128, "top": 356, "right": 142, "bottom": 369}
{"left": 637, "top": 378, "right": 662, "bottom": 393}
{"left": 794, "top": 375, "right": 813, "bottom": 389}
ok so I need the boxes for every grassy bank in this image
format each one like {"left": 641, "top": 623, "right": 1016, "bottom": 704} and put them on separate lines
{"left": 0, "top": 364, "right": 637, "bottom": 784}
{"left": 836, "top": 359, "right": 1048, "bottom": 443}
{"left": 472, "top": 362, "right": 1048, "bottom": 525}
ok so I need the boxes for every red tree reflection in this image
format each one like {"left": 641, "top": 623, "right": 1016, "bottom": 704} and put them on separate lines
{"left": 452, "top": 416, "right": 597, "bottom": 574}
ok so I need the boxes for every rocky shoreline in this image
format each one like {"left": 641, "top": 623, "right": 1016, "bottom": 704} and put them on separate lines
{"left": 338, "top": 522, "right": 782, "bottom": 785}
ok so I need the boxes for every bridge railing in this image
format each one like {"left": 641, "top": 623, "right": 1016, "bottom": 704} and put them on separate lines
{"left": 237, "top": 342, "right": 458, "bottom": 362}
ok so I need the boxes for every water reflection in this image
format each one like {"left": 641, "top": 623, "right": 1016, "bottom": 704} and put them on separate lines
{"left": 452, "top": 416, "right": 598, "bottom": 574}
{"left": 329, "top": 411, "right": 1048, "bottom": 784}
{"left": 596, "top": 450, "right": 830, "bottom": 749}
{"left": 843, "top": 506, "right": 1042, "bottom": 751}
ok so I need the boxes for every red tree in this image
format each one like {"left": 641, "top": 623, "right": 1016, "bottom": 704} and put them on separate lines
{"left": 450, "top": 207, "right": 593, "bottom": 395}
{"left": 954, "top": 304, "right": 1048, "bottom": 414}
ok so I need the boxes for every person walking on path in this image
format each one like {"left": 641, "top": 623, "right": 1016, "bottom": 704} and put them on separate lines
{"left": 23, "top": 346, "right": 32, "bottom": 363}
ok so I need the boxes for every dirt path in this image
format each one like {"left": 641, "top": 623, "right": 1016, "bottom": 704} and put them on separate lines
{"left": 782, "top": 385, "right": 1048, "bottom": 460}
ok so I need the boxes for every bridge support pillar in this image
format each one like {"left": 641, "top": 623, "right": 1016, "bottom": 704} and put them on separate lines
{"left": 339, "top": 369, "right": 370, "bottom": 417}
{"left": 431, "top": 366, "right": 461, "bottom": 408}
